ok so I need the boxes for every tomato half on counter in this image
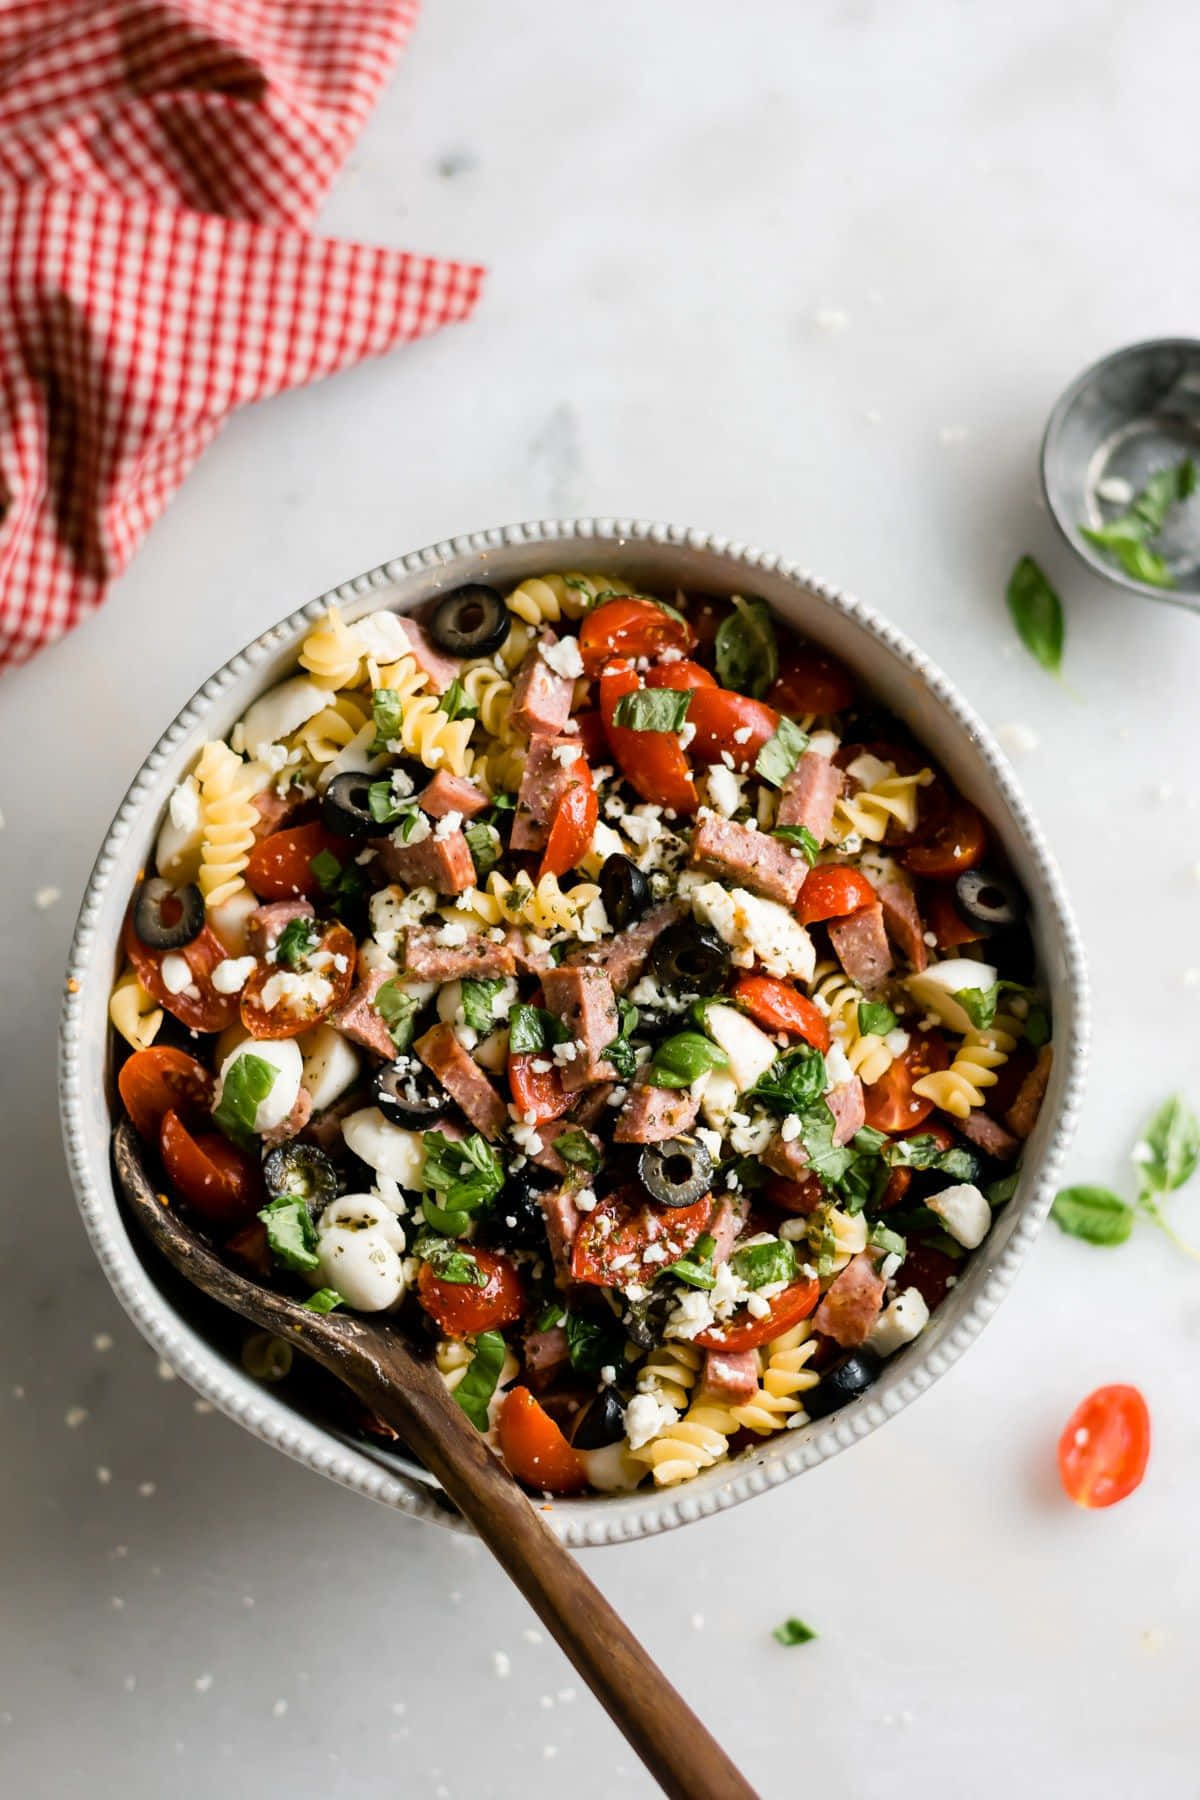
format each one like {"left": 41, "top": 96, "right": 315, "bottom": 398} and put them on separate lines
{"left": 1058, "top": 1385, "right": 1150, "bottom": 1510}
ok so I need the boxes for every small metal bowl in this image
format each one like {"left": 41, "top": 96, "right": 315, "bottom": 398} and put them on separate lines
{"left": 1041, "top": 337, "right": 1200, "bottom": 608}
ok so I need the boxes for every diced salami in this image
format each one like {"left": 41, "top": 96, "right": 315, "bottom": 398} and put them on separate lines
{"left": 566, "top": 899, "right": 686, "bottom": 993}
{"left": 827, "top": 1077, "right": 866, "bottom": 1146}
{"left": 246, "top": 898, "right": 314, "bottom": 958}
{"left": 539, "top": 1185, "right": 582, "bottom": 1284}
{"left": 415, "top": 1023, "right": 509, "bottom": 1138}
{"left": 763, "top": 1132, "right": 812, "bottom": 1182}
{"left": 877, "top": 869, "right": 929, "bottom": 972}
{"left": 541, "top": 966, "right": 619, "bottom": 1090}
{"left": 812, "top": 1251, "right": 886, "bottom": 1347}
{"left": 522, "top": 1323, "right": 569, "bottom": 1391}
{"left": 701, "top": 1348, "right": 760, "bottom": 1406}
{"left": 392, "top": 616, "right": 464, "bottom": 696}
{"left": 376, "top": 829, "right": 476, "bottom": 895}
{"left": 689, "top": 813, "right": 807, "bottom": 906}
{"left": 1006, "top": 1045, "right": 1053, "bottom": 1140}
{"left": 510, "top": 734, "right": 586, "bottom": 853}
{"left": 417, "top": 770, "right": 489, "bottom": 820}
{"left": 503, "top": 926, "right": 556, "bottom": 975}
{"left": 614, "top": 1083, "right": 700, "bottom": 1143}
{"left": 403, "top": 927, "right": 516, "bottom": 981}
{"left": 956, "top": 1108, "right": 1020, "bottom": 1162}
{"left": 251, "top": 785, "right": 307, "bottom": 839}
{"left": 529, "top": 1118, "right": 604, "bottom": 1175}
{"left": 511, "top": 635, "right": 575, "bottom": 739}
{"left": 827, "top": 901, "right": 893, "bottom": 987}
{"left": 776, "top": 752, "right": 843, "bottom": 843}
{"left": 260, "top": 1085, "right": 314, "bottom": 1148}
{"left": 330, "top": 967, "right": 397, "bottom": 1062}
{"left": 706, "top": 1195, "right": 747, "bottom": 1266}
{"left": 568, "top": 1082, "right": 617, "bottom": 1129}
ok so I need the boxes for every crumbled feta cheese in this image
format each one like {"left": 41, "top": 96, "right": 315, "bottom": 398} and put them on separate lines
{"left": 159, "top": 953, "right": 192, "bottom": 994}
{"left": 705, "top": 764, "right": 743, "bottom": 818}
{"left": 435, "top": 920, "right": 469, "bottom": 948}
{"left": 691, "top": 881, "right": 815, "bottom": 981}
{"left": 624, "top": 1393, "right": 678, "bottom": 1450}
{"left": 575, "top": 1188, "right": 598, "bottom": 1213}
{"left": 677, "top": 721, "right": 696, "bottom": 751}
{"left": 168, "top": 780, "right": 200, "bottom": 833}
{"left": 552, "top": 1039, "right": 581, "bottom": 1066}
{"left": 395, "top": 811, "right": 432, "bottom": 846}
{"left": 1096, "top": 475, "right": 1133, "bottom": 505}
{"left": 540, "top": 635, "right": 584, "bottom": 679}
{"left": 824, "top": 1041, "right": 855, "bottom": 1087}
{"left": 369, "top": 884, "right": 435, "bottom": 952}
{"left": 211, "top": 956, "right": 256, "bottom": 995}
{"left": 779, "top": 1113, "right": 803, "bottom": 1143}
{"left": 510, "top": 1122, "right": 545, "bottom": 1156}
{"left": 642, "top": 1244, "right": 668, "bottom": 1265}
{"left": 621, "top": 807, "right": 664, "bottom": 850}
{"left": 259, "top": 969, "right": 333, "bottom": 1014}
{"left": 883, "top": 1027, "right": 911, "bottom": 1057}
{"left": 731, "top": 726, "right": 753, "bottom": 746}
{"left": 551, "top": 743, "right": 582, "bottom": 769}
{"left": 433, "top": 810, "right": 464, "bottom": 840}
{"left": 846, "top": 751, "right": 892, "bottom": 789}
{"left": 695, "top": 1126, "right": 723, "bottom": 1162}
{"left": 868, "top": 1288, "right": 930, "bottom": 1357}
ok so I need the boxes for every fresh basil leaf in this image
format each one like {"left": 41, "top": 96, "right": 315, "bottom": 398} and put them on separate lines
{"left": 986, "top": 1172, "right": 1020, "bottom": 1208}
{"left": 612, "top": 688, "right": 692, "bottom": 734}
{"left": 212, "top": 1052, "right": 278, "bottom": 1147}
{"left": 274, "top": 915, "right": 319, "bottom": 970}
{"left": 955, "top": 984, "right": 998, "bottom": 1030}
{"left": 668, "top": 1233, "right": 718, "bottom": 1289}
{"left": 714, "top": 595, "right": 777, "bottom": 698}
{"left": 772, "top": 824, "right": 819, "bottom": 865}
{"left": 452, "top": 1328, "right": 507, "bottom": 1430}
{"left": 1024, "top": 1003, "right": 1051, "bottom": 1049}
{"left": 422, "top": 1198, "right": 472, "bottom": 1237}
{"left": 1134, "top": 457, "right": 1196, "bottom": 531}
{"left": 1005, "top": 556, "right": 1064, "bottom": 676}
{"left": 857, "top": 1000, "right": 897, "bottom": 1038}
{"left": 258, "top": 1197, "right": 319, "bottom": 1272}
{"left": 391, "top": 804, "right": 426, "bottom": 843}
{"left": 750, "top": 1046, "right": 827, "bottom": 1115}
{"left": 564, "top": 1311, "right": 624, "bottom": 1374}
{"left": 422, "top": 1132, "right": 506, "bottom": 1214}
{"left": 508, "top": 1003, "right": 569, "bottom": 1054}
{"left": 308, "top": 848, "right": 343, "bottom": 892}
{"left": 465, "top": 819, "right": 501, "bottom": 880}
{"left": 438, "top": 677, "right": 479, "bottom": 723}
{"left": 367, "top": 779, "right": 409, "bottom": 825}
{"left": 868, "top": 1222, "right": 906, "bottom": 1259}
{"left": 416, "top": 1233, "right": 488, "bottom": 1286}
{"left": 370, "top": 687, "right": 405, "bottom": 753}
{"left": 374, "top": 980, "right": 421, "bottom": 1053}
{"left": 885, "top": 1135, "right": 977, "bottom": 1184}
{"left": 601, "top": 998, "right": 640, "bottom": 1081}
{"left": 553, "top": 1128, "right": 601, "bottom": 1172}
{"left": 645, "top": 1031, "right": 729, "bottom": 1090}
{"left": 536, "top": 1301, "right": 565, "bottom": 1331}
{"left": 829, "top": 1126, "right": 890, "bottom": 1216}
{"left": 1138, "top": 1095, "right": 1200, "bottom": 1199}
{"left": 773, "top": 1617, "right": 817, "bottom": 1647}
{"left": 461, "top": 977, "right": 506, "bottom": 1034}
{"left": 754, "top": 717, "right": 809, "bottom": 787}
{"left": 731, "top": 1238, "right": 796, "bottom": 1289}
{"left": 1081, "top": 523, "right": 1174, "bottom": 589}
{"left": 1050, "top": 1185, "right": 1134, "bottom": 1246}
{"left": 727, "top": 1156, "right": 766, "bottom": 1192}
{"left": 304, "top": 1287, "right": 345, "bottom": 1314}
{"left": 489, "top": 791, "right": 518, "bottom": 813}
{"left": 308, "top": 849, "right": 368, "bottom": 921}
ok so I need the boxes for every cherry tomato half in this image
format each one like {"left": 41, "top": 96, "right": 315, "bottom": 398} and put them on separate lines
{"left": 571, "top": 1191, "right": 712, "bottom": 1291}
{"left": 861, "top": 1031, "right": 949, "bottom": 1133}
{"left": 497, "top": 1387, "right": 589, "bottom": 1495}
{"left": 239, "top": 922, "right": 356, "bottom": 1039}
{"left": 122, "top": 913, "right": 241, "bottom": 1033}
{"left": 508, "top": 1052, "right": 574, "bottom": 1126}
{"left": 732, "top": 975, "right": 830, "bottom": 1051}
{"left": 898, "top": 1244, "right": 959, "bottom": 1313}
{"left": 768, "top": 648, "right": 857, "bottom": 717}
{"left": 694, "top": 1276, "right": 820, "bottom": 1351}
{"left": 796, "top": 866, "right": 876, "bottom": 925}
{"left": 645, "top": 659, "right": 717, "bottom": 693}
{"left": 683, "top": 686, "right": 780, "bottom": 766}
{"left": 118, "top": 1047, "right": 213, "bottom": 1141}
{"left": 571, "top": 709, "right": 610, "bottom": 762}
{"left": 599, "top": 663, "right": 697, "bottom": 814}
{"left": 1058, "top": 1385, "right": 1150, "bottom": 1510}
{"left": 903, "top": 799, "right": 987, "bottom": 879}
{"left": 924, "top": 884, "right": 982, "bottom": 950}
{"left": 539, "top": 768, "right": 597, "bottom": 882}
{"left": 244, "top": 821, "right": 350, "bottom": 901}
{"left": 159, "top": 1108, "right": 262, "bottom": 1230}
{"left": 578, "top": 597, "right": 695, "bottom": 675}
{"left": 764, "top": 1172, "right": 825, "bottom": 1215}
{"left": 417, "top": 1247, "right": 525, "bottom": 1339}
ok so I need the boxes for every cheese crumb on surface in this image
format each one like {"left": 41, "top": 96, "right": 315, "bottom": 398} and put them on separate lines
{"left": 995, "top": 721, "right": 1040, "bottom": 756}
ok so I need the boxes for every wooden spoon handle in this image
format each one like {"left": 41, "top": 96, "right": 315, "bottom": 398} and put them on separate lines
{"left": 352, "top": 1360, "right": 759, "bottom": 1800}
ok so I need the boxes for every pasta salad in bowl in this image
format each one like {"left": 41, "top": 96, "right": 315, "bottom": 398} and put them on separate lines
{"left": 64, "top": 523, "right": 1085, "bottom": 1537}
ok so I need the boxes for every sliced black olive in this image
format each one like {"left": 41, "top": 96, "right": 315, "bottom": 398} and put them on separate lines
{"left": 571, "top": 1387, "right": 626, "bottom": 1450}
{"left": 621, "top": 1285, "right": 674, "bottom": 1349}
{"left": 262, "top": 1142, "right": 340, "bottom": 1210}
{"left": 374, "top": 1057, "right": 453, "bottom": 1128}
{"left": 639, "top": 1133, "right": 713, "bottom": 1208}
{"left": 985, "top": 921, "right": 1037, "bottom": 986}
{"left": 321, "top": 772, "right": 379, "bottom": 839}
{"left": 477, "top": 1166, "right": 552, "bottom": 1251}
{"left": 133, "top": 877, "right": 204, "bottom": 951}
{"left": 649, "top": 921, "right": 730, "bottom": 991}
{"left": 428, "top": 584, "right": 508, "bottom": 657}
{"left": 955, "top": 868, "right": 1025, "bottom": 932}
{"left": 804, "top": 1348, "right": 882, "bottom": 1419}
{"left": 599, "top": 853, "right": 650, "bottom": 930}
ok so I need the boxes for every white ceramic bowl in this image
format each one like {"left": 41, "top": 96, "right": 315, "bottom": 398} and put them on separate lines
{"left": 60, "top": 518, "right": 1088, "bottom": 1546}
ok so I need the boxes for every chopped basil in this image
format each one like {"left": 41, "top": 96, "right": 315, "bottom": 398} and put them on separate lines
{"left": 857, "top": 1000, "right": 897, "bottom": 1038}
{"left": 565, "top": 1310, "right": 625, "bottom": 1374}
{"left": 779, "top": 1103, "right": 881, "bottom": 1210}
{"left": 374, "top": 979, "right": 421, "bottom": 1052}
{"left": 749, "top": 1046, "right": 826, "bottom": 1115}
{"left": 1050, "top": 1186, "right": 1134, "bottom": 1246}
{"left": 308, "top": 848, "right": 342, "bottom": 891}
{"left": 465, "top": 819, "right": 501, "bottom": 880}
{"left": 668, "top": 1232, "right": 718, "bottom": 1290}
{"left": 489, "top": 790, "right": 517, "bottom": 812}
{"left": 508, "top": 1003, "right": 568, "bottom": 1054}
{"left": 645, "top": 1031, "right": 729, "bottom": 1090}
{"left": 304, "top": 1287, "right": 346, "bottom": 1314}
{"left": 438, "top": 677, "right": 479, "bottom": 722}
{"left": 986, "top": 1172, "right": 1020, "bottom": 1208}
{"left": 1005, "top": 557, "right": 1064, "bottom": 676}
{"left": 773, "top": 1617, "right": 817, "bottom": 1647}
{"left": 461, "top": 977, "right": 507, "bottom": 1034}
{"left": 601, "top": 998, "right": 640, "bottom": 1082}
{"left": 1081, "top": 457, "right": 1195, "bottom": 590}
{"left": 309, "top": 848, "right": 367, "bottom": 920}
{"left": 422, "top": 1131, "right": 506, "bottom": 1215}
{"left": 772, "top": 823, "right": 819, "bottom": 865}
{"left": 730, "top": 1237, "right": 796, "bottom": 1289}
{"left": 258, "top": 1195, "right": 319, "bottom": 1273}
{"left": 1024, "top": 1002, "right": 1051, "bottom": 1049}
{"left": 416, "top": 1233, "right": 488, "bottom": 1286}
{"left": 885, "top": 1135, "right": 977, "bottom": 1184}
{"left": 612, "top": 688, "right": 692, "bottom": 734}
{"left": 714, "top": 595, "right": 777, "bottom": 698}
{"left": 370, "top": 687, "right": 406, "bottom": 753}
{"left": 553, "top": 1128, "right": 601, "bottom": 1171}
{"left": 754, "top": 717, "right": 808, "bottom": 787}
{"left": 212, "top": 1052, "right": 278, "bottom": 1147}
{"left": 536, "top": 1301, "right": 565, "bottom": 1331}
{"left": 367, "top": 779, "right": 410, "bottom": 825}
{"left": 453, "top": 1329, "right": 507, "bottom": 1430}
{"left": 1051, "top": 1096, "right": 1200, "bottom": 1258}
{"left": 274, "top": 915, "right": 319, "bottom": 970}
{"left": 422, "top": 1198, "right": 472, "bottom": 1238}
{"left": 868, "top": 1222, "right": 906, "bottom": 1259}
{"left": 954, "top": 984, "right": 999, "bottom": 1030}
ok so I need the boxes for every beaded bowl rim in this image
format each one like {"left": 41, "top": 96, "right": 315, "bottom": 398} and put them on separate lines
{"left": 59, "top": 517, "right": 1088, "bottom": 1547}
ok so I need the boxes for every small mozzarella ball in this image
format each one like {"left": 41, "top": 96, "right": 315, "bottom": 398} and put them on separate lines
{"left": 299, "top": 1024, "right": 360, "bottom": 1112}
{"left": 215, "top": 1037, "right": 303, "bottom": 1134}
{"left": 235, "top": 677, "right": 327, "bottom": 759}
{"left": 927, "top": 1182, "right": 992, "bottom": 1249}
{"left": 868, "top": 1287, "right": 931, "bottom": 1357}
{"left": 437, "top": 980, "right": 464, "bottom": 1025}
{"left": 475, "top": 1028, "right": 509, "bottom": 1075}
{"left": 209, "top": 888, "right": 260, "bottom": 956}
{"left": 313, "top": 1195, "right": 407, "bottom": 1312}
{"left": 906, "top": 959, "right": 999, "bottom": 1035}
{"left": 702, "top": 1003, "right": 776, "bottom": 1091}
{"left": 341, "top": 1106, "right": 426, "bottom": 1190}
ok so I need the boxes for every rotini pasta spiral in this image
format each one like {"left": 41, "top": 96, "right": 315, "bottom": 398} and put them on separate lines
{"left": 495, "top": 619, "right": 536, "bottom": 674}
{"left": 299, "top": 605, "right": 367, "bottom": 690}
{"left": 108, "top": 965, "right": 162, "bottom": 1051}
{"left": 459, "top": 662, "right": 515, "bottom": 740}
{"left": 630, "top": 1396, "right": 736, "bottom": 1488}
{"left": 195, "top": 740, "right": 263, "bottom": 910}
{"left": 636, "top": 1342, "right": 701, "bottom": 1412}
{"left": 811, "top": 959, "right": 896, "bottom": 1086}
{"left": 831, "top": 766, "right": 933, "bottom": 845}
{"left": 477, "top": 741, "right": 527, "bottom": 798}
{"left": 505, "top": 571, "right": 635, "bottom": 627}
{"left": 382, "top": 693, "right": 475, "bottom": 778}
{"left": 435, "top": 1338, "right": 473, "bottom": 1395}
{"left": 729, "top": 1324, "right": 819, "bottom": 1435}
{"left": 912, "top": 1013, "right": 1021, "bottom": 1118}
{"left": 370, "top": 652, "right": 430, "bottom": 707}
{"left": 287, "top": 692, "right": 371, "bottom": 767}
{"left": 455, "top": 871, "right": 603, "bottom": 936}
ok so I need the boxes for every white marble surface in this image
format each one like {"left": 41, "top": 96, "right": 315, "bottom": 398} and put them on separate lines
{"left": 3, "top": 2, "right": 1200, "bottom": 1795}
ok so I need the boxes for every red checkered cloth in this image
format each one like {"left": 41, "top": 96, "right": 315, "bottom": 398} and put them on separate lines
{"left": 0, "top": 1, "right": 485, "bottom": 669}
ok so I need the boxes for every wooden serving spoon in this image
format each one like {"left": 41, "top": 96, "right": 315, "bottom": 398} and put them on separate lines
{"left": 114, "top": 1121, "right": 757, "bottom": 1800}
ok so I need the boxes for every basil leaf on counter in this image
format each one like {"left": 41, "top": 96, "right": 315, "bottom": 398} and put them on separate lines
{"left": 1138, "top": 1095, "right": 1200, "bottom": 1201}
{"left": 1005, "top": 557, "right": 1064, "bottom": 675}
{"left": 1050, "top": 1186, "right": 1134, "bottom": 1247}
{"left": 715, "top": 595, "right": 777, "bottom": 698}
{"left": 645, "top": 1031, "right": 729, "bottom": 1090}
{"left": 612, "top": 688, "right": 692, "bottom": 734}
{"left": 453, "top": 1330, "right": 507, "bottom": 1431}
{"left": 773, "top": 1617, "right": 817, "bottom": 1647}
{"left": 212, "top": 1052, "right": 278, "bottom": 1147}
{"left": 755, "top": 716, "right": 809, "bottom": 788}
